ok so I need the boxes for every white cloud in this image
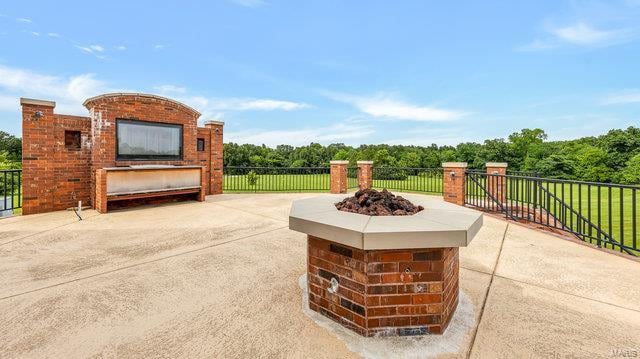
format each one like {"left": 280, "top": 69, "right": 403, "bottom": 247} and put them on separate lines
{"left": 16, "top": 18, "right": 32, "bottom": 23}
{"left": 154, "top": 84, "right": 187, "bottom": 94}
{"left": 518, "top": 22, "right": 637, "bottom": 51}
{"left": 178, "top": 95, "right": 310, "bottom": 113}
{"left": 601, "top": 89, "right": 640, "bottom": 105}
{"left": 230, "top": 0, "right": 266, "bottom": 8}
{"left": 226, "top": 122, "right": 373, "bottom": 146}
{"left": 47, "top": 33, "right": 60, "bottom": 38}
{"left": 154, "top": 44, "right": 165, "bottom": 50}
{"left": 0, "top": 64, "right": 108, "bottom": 114}
{"left": 76, "top": 44, "right": 105, "bottom": 54}
{"left": 75, "top": 44, "right": 107, "bottom": 59}
{"left": 551, "top": 22, "right": 632, "bottom": 46}
{"left": 326, "top": 92, "right": 467, "bottom": 122}
{"left": 30, "top": 32, "right": 40, "bottom": 36}
{"left": 0, "top": 64, "right": 309, "bottom": 124}
{"left": 212, "top": 98, "right": 309, "bottom": 111}
{"left": 116, "top": 45, "right": 126, "bottom": 51}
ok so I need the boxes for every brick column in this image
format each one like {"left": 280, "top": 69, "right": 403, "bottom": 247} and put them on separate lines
{"left": 442, "top": 162, "right": 467, "bottom": 206}
{"left": 357, "top": 161, "right": 373, "bottom": 190}
{"left": 330, "top": 160, "right": 349, "bottom": 194}
{"left": 21, "top": 98, "right": 56, "bottom": 215}
{"left": 198, "top": 167, "right": 206, "bottom": 201}
{"left": 486, "top": 162, "right": 507, "bottom": 203}
{"left": 205, "top": 121, "right": 224, "bottom": 195}
{"left": 94, "top": 169, "right": 108, "bottom": 213}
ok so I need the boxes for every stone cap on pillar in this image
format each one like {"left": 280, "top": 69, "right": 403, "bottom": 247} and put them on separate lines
{"left": 330, "top": 160, "right": 349, "bottom": 165}
{"left": 442, "top": 162, "right": 468, "bottom": 168}
{"left": 357, "top": 161, "right": 373, "bottom": 165}
{"left": 485, "top": 162, "right": 508, "bottom": 168}
{"left": 20, "top": 98, "right": 56, "bottom": 108}
{"left": 204, "top": 120, "right": 224, "bottom": 126}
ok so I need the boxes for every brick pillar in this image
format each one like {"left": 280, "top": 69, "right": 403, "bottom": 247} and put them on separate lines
{"left": 330, "top": 160, "right": 348, "bottom": 194}
{"left": 94, "top": 169, "right": 108, "bottom": 213}
{"left": 21, "top": 98, "right": 57, "bottom": 215}
{"left": 486, "top": 162, "right": 507, "bottom": 203}
{"left": 198, "top": 167, "right": 206, "bottom": 201}
{"left": 357, "top": 161, "right": 373, "bottom": 190}
{"left": 442, "top": 162, "right": 467, "bottom": 206}
{"left": 205, "top": 121, "right": 224, "bottom": 195}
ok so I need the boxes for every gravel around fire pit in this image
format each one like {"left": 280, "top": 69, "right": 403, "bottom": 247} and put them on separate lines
{"left": 334, "top": 188, "right": 424, "bottom": 216}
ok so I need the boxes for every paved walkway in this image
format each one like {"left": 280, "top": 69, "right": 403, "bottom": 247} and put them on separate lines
{"left": 0, "top": 193, "right": 639, "bottom": 358}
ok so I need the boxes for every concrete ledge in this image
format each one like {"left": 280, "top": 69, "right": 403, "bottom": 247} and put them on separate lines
{"left": 442, "top": 162, "right": 468, "bottom": 168}
{"left": 486, "top": 162, "right": 508, "bottom": 168}
{"left": 329, "top": 160, "right": 350, "bottom": 165}
{"left": 289, "top": 195, "right": 483, "bottom": 250}
{"left": 204, "top": 120, "right": 225, "bottom": 126}
{"left": 357, "top": 161, "right": 373, "bottom": 165}
{"left": 20, "top": 98, "right": 56, "bottom": 107}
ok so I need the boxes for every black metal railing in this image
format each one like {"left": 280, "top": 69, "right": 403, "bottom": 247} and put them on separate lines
{"left": 465, "top": 171, "right": 639, "bottom": 256}
{"left": 1, "top": 169, "right": 22, "bottom": 213}
{"left": 507, "top": 170, "right": 539, "bottom": 177}
{"left": 372, "top": 167, "right": 443, "bottom": 194}
{"left": 224, "top": 167, "right": 331, "bottom": 192}
{"left": 348, "top": 167, "right": 358, "bottom": 189}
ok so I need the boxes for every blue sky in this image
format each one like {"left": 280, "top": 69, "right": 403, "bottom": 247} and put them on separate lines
{"left": 1, "top": 0, "right": 639, "bottom": 146}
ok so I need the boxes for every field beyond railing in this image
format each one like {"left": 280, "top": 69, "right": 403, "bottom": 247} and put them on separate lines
{"left": 224, "top": 167, "right": 333, "bottom": 192}
{"left": 372, "top": 167, "right": 443, "bottom": 194}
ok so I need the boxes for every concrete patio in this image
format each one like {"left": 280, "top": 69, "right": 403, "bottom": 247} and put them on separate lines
{"left": 1, "top": 193, "right": 639, "bottom": 358}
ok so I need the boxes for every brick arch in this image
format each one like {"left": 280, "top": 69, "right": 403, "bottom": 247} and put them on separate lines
{"left": 83, "top": 93, "right": 201, "bottom": 119}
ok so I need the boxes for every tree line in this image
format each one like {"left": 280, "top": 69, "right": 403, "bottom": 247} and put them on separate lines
{"left": 2, "top": 127, "right": 639, "bottom": 184}
{"left": 224, "top": 127, "right": 640, "bottom": 185}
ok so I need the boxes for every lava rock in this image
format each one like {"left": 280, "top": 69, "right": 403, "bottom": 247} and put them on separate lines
{"left": 335, "top": 188, "right": 424, "bottom": 216}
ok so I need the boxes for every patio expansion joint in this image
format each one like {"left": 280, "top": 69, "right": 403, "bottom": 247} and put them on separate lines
{"left": 0, "top": 225, "right": 289, "bottom": 302}
{"left": 0, "top": 212, "right": 101, "bottom": 247}
{"left": 466, "top": 222, "right": 509, "bottom": 359}
{"left": 208, "top": 201, "right": 288, "bottom": 223}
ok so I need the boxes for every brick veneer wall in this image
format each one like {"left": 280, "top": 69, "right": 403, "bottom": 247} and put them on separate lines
{"left": 21, "top": 94, "right": 223, "bottom": 215}
{"left": 197, "top": 127, "right": 212, "bottom": 194}
{"left": 357, "top": 161, "right": 373, "bottom": 190}
{"left": 442, "top": 162, "right": 467, "bottom": 206}
{"left": 84, "top": 94, "right": 202, "bottom": 206}
{"left": 205, "top": 121, "right": 224, "bottom": 195}
{"left": 486, "top": 162, "right": 507, "bottom": 203}
{"left": 21, "top": 99, "right": 93, "bottom": 215}
{"left": 330, "top": 160, "right": 349, "bottom": 194}
{"left": 307, "top": 236, "right": 459, "bottom": 336}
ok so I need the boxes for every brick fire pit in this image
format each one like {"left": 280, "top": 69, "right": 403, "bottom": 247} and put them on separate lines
{"left": 289, "top": 194, "right": 483, "bottom": 336}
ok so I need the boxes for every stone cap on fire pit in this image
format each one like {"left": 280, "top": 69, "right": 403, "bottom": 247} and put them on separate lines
{"left": 289, "top": 194, "right": 483, "bottom": 250}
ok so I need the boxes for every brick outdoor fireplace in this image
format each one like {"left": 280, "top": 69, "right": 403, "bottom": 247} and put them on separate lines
{"left": 289, "top": 195, "right": 482, "bottom": 336}
{"left": 20, "top": 93, "right": 224, "bottom": 215}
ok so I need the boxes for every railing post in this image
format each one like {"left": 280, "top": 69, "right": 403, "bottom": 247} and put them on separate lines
{"left": 357, "top": 161, "right": 373, "bottom": 190}
{"left": 442, "top": 162, "right": 467, "bottom": 206}
{"left": 486, "top": 162, "right": 508, "bottom": 204}
{"left": 330, "top": 160, "right": 349, "bottom": 194}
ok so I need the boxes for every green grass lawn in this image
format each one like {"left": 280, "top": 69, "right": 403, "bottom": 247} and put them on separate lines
{"left": 0, "top": 193, "right": 21, "bottom": 216}
{"left": 223, "top": 173, "right": 359, "bottom": 192}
